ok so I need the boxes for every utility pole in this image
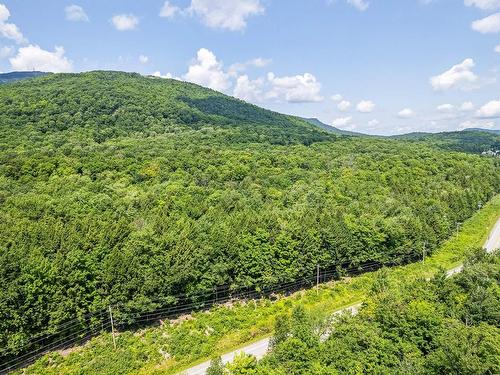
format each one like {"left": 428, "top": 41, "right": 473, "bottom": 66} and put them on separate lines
{"left": 109, "top": 306, "right": 116, "bottom": 350}
{"left": 316, "top": 264, "right": 320, "bottom": 295}
{"left": 422, "top": 241, "right": 426, "bottom": 263}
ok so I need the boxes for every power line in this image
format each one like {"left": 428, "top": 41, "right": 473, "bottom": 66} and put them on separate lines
{"left": 0, "top": 251, "right": 422, "bottom": 373}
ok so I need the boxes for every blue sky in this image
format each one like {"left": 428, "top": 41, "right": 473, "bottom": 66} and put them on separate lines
{"left": 0, "top": 0, "right": 499, "bottom": 135}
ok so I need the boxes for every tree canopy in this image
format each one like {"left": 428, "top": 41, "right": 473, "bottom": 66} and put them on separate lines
{"left": 1, "top": 72, "right": 499, "bottom": 361}
{"left": 231, "top": 250, "right": 500, "bottom": 374}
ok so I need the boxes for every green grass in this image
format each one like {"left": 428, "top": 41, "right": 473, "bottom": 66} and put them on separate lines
{"left": 19, "top": 194, "right": 500, "bottom": 375}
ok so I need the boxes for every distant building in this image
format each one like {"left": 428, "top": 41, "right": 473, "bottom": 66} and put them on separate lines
{"left": 481, "top": 150, "right": 500, "bottom": 157}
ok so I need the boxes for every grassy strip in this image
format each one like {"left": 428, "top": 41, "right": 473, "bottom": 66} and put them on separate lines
{"left": 20, "top": 194, "right": 500, "bottom": 375}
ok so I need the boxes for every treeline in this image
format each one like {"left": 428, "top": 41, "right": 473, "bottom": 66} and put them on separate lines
{"left": 394, "top": 130, "right": 500, "bottom": 155}
{"left": 215, "top": 249, "right": 500, "bottom": 374}
{"left": 0, "top": 72, "right": 499, "bottom": 359}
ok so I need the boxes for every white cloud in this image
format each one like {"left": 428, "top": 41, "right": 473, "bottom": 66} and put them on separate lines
{"left": 139, "top": 55, "right": 149, "bottom": 64}
{"left": 0, "top": 4, "right": 27, "bottom": 44}
{"left": 476, "top": 100, "right": 500, "bottom": 118}
{"left": 165, "top": 48, "right": 323, "bottom": 103}
{"left": 159, "top": 1, "right": 180, "bottom": 18}
{"left": 437, "top": 103, "right": 455, "bottom": 112}
{"left": 458, "top": 120, "right": 494, "bottom": 130}
{"left": 188, "top": 0, "right": 264, "bottom": 31}
{"left": 266, "top": 72, "right": 323, "bottom": 103}
{"left": 356, "top": 100, "right": 375, "bottom": 113}
{"left": 460, "top": 101, "right": 475, "bottom": 111}
{"left": 0, "top": 3, "right": 7, "bottom": 21}
{"left": 471, "top": 13, "right": 500, "bottom": 34}
{"left": 398, "top": 108, "right": 414, "bottom": 119}
{"left": 10, "top": 45, "right": 72, "bottom": 72}
{"left": 250, "top": 57, "right": 270, "bottom": 68}
{"left": 184, "top": 48, "right": 231, "bottom": 91}
{"left": 65, "top": 5, "right": 89, "bottom": 22}
{"left": 465, "top": 0, "right": 500, "bottom": 10}
{"left": 228, "top": 57, "right": 271, "bottom": 75}
{"left": 151, "top": 71, "right": 173, "bottom": 79}
{"left": 233, "top": 74, "right": 264, "bottom": 102}
{"left": 347, "top": 0, "right": 370, "bottom": 11}
{"left": 0, "top": 45, "right": 13, "bottom": 58}
{"left": 331, "top": 94, "right": 343, "bottom": 102}
{"left": 111, "top": 14, "right": 139, "bottom": 31}
{"left": 430, "top": 58, "right": 478, "bottom": 91}
{"left": 332, "top": 116, "right": 353, "bottom": 127}
{"left": 337, "top": 100, "right": 351, "bottom": 111}
{"left": 495, "top": 45, "right": 500, "bottom": 53}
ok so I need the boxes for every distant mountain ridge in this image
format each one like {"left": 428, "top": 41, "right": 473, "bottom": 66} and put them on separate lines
{"left": 301, "top": 117, "right": 366, "bottom": 136}
{"left": 0, "top": 71, "right": 48, "bottom": 84}
{"left": 301, "top": 117, "right": 499, "bottom": 154}
{"left": 463, "top": 128, "right": 500, "bottom": 135}
{"left": 302, "top": 117, "right": 500, "bottom": 141}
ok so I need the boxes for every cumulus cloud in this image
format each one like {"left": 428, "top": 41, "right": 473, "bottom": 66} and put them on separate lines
{"left": 184, "top": 48, "right": 231, "bottom": 91}
{"left": 10, "top": 45, "right": 72, "bottom": 72}
{"left": 471, "top": 13, "right": 500, "bottom": 34}
{"left": 163, "top": 48, "right": 323, "bottom": 103}
{"left": 65, "top": 5, "right": 89, "bottom": 22}
{"left": 398, "top": 108, "right": 414, "bottom": 119}
{"left": 331, "top": 94, "right": 343, "bottom": 101}
{"left": 266, "top": 72, "right": 323, "bottom": 103}
{"left": 187, "top": 0, "right": 264, "bottom": 31}
{"left": 332, "top": 116, "right": 353, "bottom": 127}
{"left": 232, "top": 68, "right": 325, "bottom": 104}
{"left": 139, "top": 55, "right": 149, "bottom": 64}
{"left": 465, "top": 0, "right": 500, "bottom": 10}
{"left": 495, "top": 45, "right": 500, "bottom": 53}
{"left": 0, "top": 4, "right": 27, "bottom": 44}
{"left": 368, "top": 119, "right": 380, "bottom": 128}
{"left": 347, "top": 0, "right": 370, "bottom": 11}
{"left": 337, "top": 100, "right": 351, "bottom": 111}
{"left": 356, "top": 100, "right": 375, "bottom": 113}
{"left": 159, "top": 1, "right": 180, "bottom": 18}
{"left": 430, "top": 58, "right": 478, "bottom": 91}
{"left": 111, "top": 14, "right": 139, "bottom": 31}
{"left": 233, "top": 74, "right": 264, "bottom": 102}
{"left": 437, "top": 103, "right": 455, "bottom": 112}
{"left": 476, "top": 100, "right": 500, "bottom": 118}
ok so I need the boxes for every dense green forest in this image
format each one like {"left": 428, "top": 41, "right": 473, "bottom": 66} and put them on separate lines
{"left": 393, "top": 130, "right": 500, "bottom": 155}
{"left": 212, "top": 249, "right": 500, "bottom": 374}
{"left": 1, "top": 72, "right": 499, "bottom": 361}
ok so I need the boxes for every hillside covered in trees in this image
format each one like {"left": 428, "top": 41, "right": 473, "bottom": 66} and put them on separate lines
{"left": 393, "top": 130, "right": 500, "bottom": 155}
{"left": 218, "top": 250, "right": 500, "bottom": 374}
{"left": 1, "top": 71, "right": 499, "bottom": 362}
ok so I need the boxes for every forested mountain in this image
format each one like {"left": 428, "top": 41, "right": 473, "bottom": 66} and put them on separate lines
{"left": 301, "top": 117, "right": 366, "bottom": 136}
{"left": 1, "top": 71, "right": 499, "bottom": 362}
{"left": 464, "top": 128, "right": 500, "bottom": 135}
{"left": 393, "top": 130, "right": 500, "bottom": 154}
{"left": 303, "top": 116, "right": 500, "bottom": 153}
{"left": 0, "top": 71, "right": 48, "bottom": 84}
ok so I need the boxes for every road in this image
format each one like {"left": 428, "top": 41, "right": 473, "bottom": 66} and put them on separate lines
{"left": 180, "top": 303, "right": 362, "bottom": 375}
{"left": 179, "top": 218, "right": 500, "bottom": 375}
{"left": 446, "top": 264, "right": 464, "bottom": 277}
{"left": 484, "top": 218, "right": 500, "bottom": 253}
